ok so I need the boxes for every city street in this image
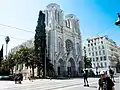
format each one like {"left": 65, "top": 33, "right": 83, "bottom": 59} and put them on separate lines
{"left": 0, "top": 77, "right": 119, "bottom": 90}
{"left": 0, "top": 1, "right": 120, "bottom": 90}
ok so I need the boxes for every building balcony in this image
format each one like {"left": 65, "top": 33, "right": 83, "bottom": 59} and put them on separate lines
{"left": 108, "top": 56, "right": 118, "bottom": 61}
{"left": 110, "top": 61, "right": 117, "bottom": 67}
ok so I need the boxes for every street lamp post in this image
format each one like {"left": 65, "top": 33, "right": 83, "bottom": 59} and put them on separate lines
{"left": 5, "top": 36, "right": 10, "bottom": 59}
{"left": 115, "top": 13, "right": 120, "bottom": 73}
{"left": 5, "top": 36, "right": 10, "bottom": 74}
{"left": 115, "top": 13, "right": 120, "bottom": 26}
{"left": 96, "top": 67, "right": 98, "bottom": 75}
{"left": 83, "top": 46, "right": 86, "bottom": 69}
{"left": 44, "top": 48, "right": 46, "bottom": 78}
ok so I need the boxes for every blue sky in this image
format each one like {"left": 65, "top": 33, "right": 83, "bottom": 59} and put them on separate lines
{"left": 0, "top": 0, "right": 120, "bottom": 56}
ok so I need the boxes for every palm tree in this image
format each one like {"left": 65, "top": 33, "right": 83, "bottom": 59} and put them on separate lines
{"left": 5, "top": 36, "right": 10, "bottom": 59}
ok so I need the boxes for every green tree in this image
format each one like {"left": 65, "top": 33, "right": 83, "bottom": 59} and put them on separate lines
{"left": 7, "top": 53, "right": 16, "bottom": 74}
{"left": 0, "top": 59, "right": 9, "bottom": 75}
{"left": 5, "top": 48, "right": 26, "bottom": 74}
{"left": 16, "top": 47, "right": 37, "bottom": 77}
{"left": 84, "top": 54, "right": 92, "bottom": 69}
{"left": 17, "top": 48, "right": 30, "bottom": 67}
{"left": 1, "top": 47, "right": 39, "bottom": 77}
{"left": 84, "top": 46, "right": 92, "bottom": 69}
{"left": 25, "top": 48, "right": 37, "bottom": 77}
{"left": 46, "top": 57, "right": 54, "bottom": 76}
{"left": 34, "top": 11, "right": 46, "bottom": 78}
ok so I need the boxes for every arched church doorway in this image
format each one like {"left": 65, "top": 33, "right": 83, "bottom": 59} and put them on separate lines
{"left": 78, "top": 61, "right": 83, "bottom": 75}
{"left": 58, "top": 59, "right": 65, "bottom": 76}
{"left": 67, "top": 58, "right": 76, "bottom": 77}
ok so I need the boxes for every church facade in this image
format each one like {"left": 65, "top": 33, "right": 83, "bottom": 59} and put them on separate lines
{"left": 44, "top": 3, "right": 83, "bottom": 76}
{"left": 11, "top": 3, "right": 83, "bottom": 77}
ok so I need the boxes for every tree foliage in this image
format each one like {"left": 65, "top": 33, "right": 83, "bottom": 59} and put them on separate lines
{"left": 1, "top": 11, "right": 55, "bottom": 77}
{"left": 0, "top": 47, "right": 37, "bottom": 77}
{"left": 46, "top": 57, "right": 54, "bottom": 75}
{"left": 1, "top": 47, "right": 54, "bottom": 77}
{"left": 14, "top": 47, "right": 37, "bottom": 77}
{"left": 7, "top": 53, "right": 16, "bottom": 74}
{"left": 84, "top": 54, "right": 92, "bottom": 69}
{"left": 0, "top": 60, "right": 9, "bottom": 75}
{"left": 34, "top": 11, "right": 46, "bottom": 77}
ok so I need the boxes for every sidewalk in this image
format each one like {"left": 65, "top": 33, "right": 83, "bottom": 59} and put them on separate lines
{"left": 3, "top": 77, "right": 119, "bottom": 90}
{"left": 0, "top": 78, "right": 99, "bottom": 90}
{"left": 55, "top": 77, "right": 120, "bottom": 90}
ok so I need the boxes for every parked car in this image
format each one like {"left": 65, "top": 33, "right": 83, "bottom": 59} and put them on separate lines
{"left": 0, "top": 74, "right": 16, "bottom": 81}
{"left": 0, "top": 75, "right": 10, "bottom": 80}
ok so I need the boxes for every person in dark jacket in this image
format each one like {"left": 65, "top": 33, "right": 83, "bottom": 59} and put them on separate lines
{"left": 98, "top": 71, "right": 115, "bottom": 90}
{"left": 83, "top": 69, "right": 89, "bottom": 86}
{"left": 19, "top": 73, "right": 23, "bottom": 81}
{"left": 109, "top": 68, "right": 115, "bottom": 82}
{"left": 14, "top": 74, "right": 18, "bottom": 84}
{"left": 14, "top": 73, "right": 23, "bottom": 84}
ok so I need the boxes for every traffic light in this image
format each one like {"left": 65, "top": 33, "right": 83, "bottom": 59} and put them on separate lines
{"left": 115, "top": 13, "right": 120, "bottom": 26}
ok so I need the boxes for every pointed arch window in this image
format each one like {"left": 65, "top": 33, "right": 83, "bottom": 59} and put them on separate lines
{"left": 55, "top": 10, "right": 57, "bottom": 20}
{"left": 65, "top": 20, "right": 67, "bottom": 27}
{"left": 77, "top": 43, "right": 80, "bottom": 54}
{"left": 57, "top": 37, "right": 63, "bottom": 52}
{"left": 46, "top": 11, "right": 48, "bottom": 25}
{"left": 58, "top": 12, "right": 59, "bottom": 24}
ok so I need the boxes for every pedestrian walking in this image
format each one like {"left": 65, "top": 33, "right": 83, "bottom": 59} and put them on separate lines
{"left": 14, "top": 73, "right": 22, "bottom": 84}
{"left": 14, "top": 74, "right": 18, "bottom": 84}
{"left": 109, "top": 67, "right": 115, "bottom": 82}
{"left": 83, "top": 69, "right": 89, "bottom": 87}
{"left": 98, "top": 71, "right": 115, "bottom": 90}
{"left": 29, "top": 74, "right": 33, "bottom": 82}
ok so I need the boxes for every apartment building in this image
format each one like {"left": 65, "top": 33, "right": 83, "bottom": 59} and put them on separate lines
{"left": 85, "top": 35, "right": 120, "bottom": 74}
